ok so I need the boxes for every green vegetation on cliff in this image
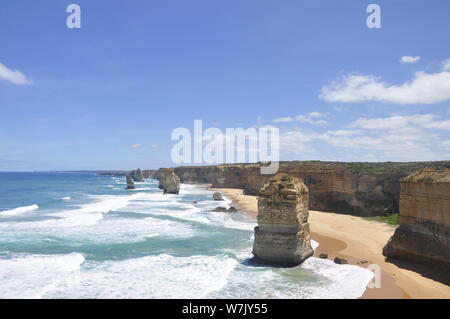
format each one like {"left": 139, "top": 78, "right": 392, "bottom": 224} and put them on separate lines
{"left": 277, "top": 160, "right": 450, "bottom": 174}
{"left": 365, "top": 213, "right": 399, "bottom": 225}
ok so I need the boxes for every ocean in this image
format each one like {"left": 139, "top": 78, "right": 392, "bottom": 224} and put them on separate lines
{"left": 0, "top": 172, "right": 373, "bottom": 299}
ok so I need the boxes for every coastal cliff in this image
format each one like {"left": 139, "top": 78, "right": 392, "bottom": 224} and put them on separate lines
{"left": 383, "top": 167, "right": 450, "bottom": 271}
{"left": 171, "top": 161, "right": 450, "bottom": 216}
{"left": 252, "top": 174, "right": 314, "bottom": 266}
{"left": 112, "top": 161, "right": 450, "bottom": 217}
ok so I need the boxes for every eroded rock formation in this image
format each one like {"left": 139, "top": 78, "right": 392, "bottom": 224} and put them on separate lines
{"left": 130, "top": 168, "right": 145, "bottom": 182}
{"left": 383, "top": 167, "right": 450, "bottom": 271}
{"left": 158, "top": 168, "right": 180, "bottom": 194}
{"left": 252, "top": 174, "right": 314, "bottom": 266}
{"left": 213, "top": 192, "right": 223, "bottom": 201}
{"left": 125, "top": 175, "right": 135, "bottom": 189}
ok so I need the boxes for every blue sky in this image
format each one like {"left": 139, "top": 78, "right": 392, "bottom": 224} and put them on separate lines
{"left": 1, "top": 0, "right": 450, "bottom": 170}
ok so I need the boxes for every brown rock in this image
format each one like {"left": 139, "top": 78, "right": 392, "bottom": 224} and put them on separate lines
{"left": 213, "top": 192, "right": 224, "bottom": 201}
{"left": 252, "top": 173, "right": 314, "bottom": 266}
{"left": 334, "top": 257, "right": 347, "bottom": 264}
{"left": 383, "top": 167, "right": 450, "bottom": 271}
{"left": 158, "top": 168, "right": 180, "bottom": 194}
{"left": 125, "top": 175, "right": 135, "bottom": 189}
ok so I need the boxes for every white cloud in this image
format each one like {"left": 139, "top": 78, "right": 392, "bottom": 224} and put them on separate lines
{"left": 296, "top": 115, "right": 327, "bottom": 125}
{"left": 400, "top": 56, "right": 420, "bottom": 64}
{"left": 308, "top": 111, "right": 326, "bottom": 118}
{"left": 296, "top": 113, "right": 328, "bottom": 125}
{"left": 276, "top": 112, "right": 450, "bottom": 161}
{"left": 273, "top": 117, "right": 294, "bottom": 123}
{"left": 443, "top": 59, "right": 450, "bottom": 72}
{"left": 351, "top": 114, "right": 450, "bottom": 131}
{"left": 320, "top": 59, "right": 450, "bottom": 105}
{"left": 0, "top": 62, "right": 33, "bottom": 85}
{"left": 441, "top": 140, "right": 450, "bottom": 149}
{"left": 274, "top": 112, "right": 328, "bottom": 125}
{"left": 129, "top": 144, "right": 143, "bottom": 149}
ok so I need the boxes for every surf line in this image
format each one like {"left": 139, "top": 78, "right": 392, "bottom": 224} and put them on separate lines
{"left": 182, "top": 303, "right": 216, "bottom": 317}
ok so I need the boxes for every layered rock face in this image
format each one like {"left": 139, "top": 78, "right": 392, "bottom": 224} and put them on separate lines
{"left": 125, "top": 175, "right": 135, "bottom": 189}
{"left": 252, "top": 174, "right": 314, "bottom": 266}
{"left": 158, "top": 168, "right": 180, "bottom": 194}
{"left": 173, "top": 163, "right": 403, "bottom": 216}
{"left": 383, "top": 168, "right": 450, "bottom": 271}
{"left": 172, "top": 161, "right": 450, "bottom": 216}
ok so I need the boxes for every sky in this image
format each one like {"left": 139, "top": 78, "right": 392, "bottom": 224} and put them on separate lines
{"left": 1, "top": 0, "right": 450, "bottom": 170}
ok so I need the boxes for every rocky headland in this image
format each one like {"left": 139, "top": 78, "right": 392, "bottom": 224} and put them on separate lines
{"left": 383, "top": 167, "right": 450, "bottom": 271}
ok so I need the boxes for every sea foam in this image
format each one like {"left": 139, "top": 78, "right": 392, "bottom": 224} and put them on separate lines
{"left": 0, "top": 253, "right": 85, "bottom": 299}
{"left": 0, "top": 204, "right": 39, "bottom": 216}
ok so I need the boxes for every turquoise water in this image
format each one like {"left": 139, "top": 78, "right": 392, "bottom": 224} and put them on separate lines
{"left": 0, "top": 172, "right": 372, "bottom": 298}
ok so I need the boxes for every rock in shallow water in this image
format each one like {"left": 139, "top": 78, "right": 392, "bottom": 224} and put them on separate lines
{"left": 213, "top": 192, "right": 224, "bottom": 201}
{"left": 333, "top": 257, "right": 348, "bottom": 264}
{"left": 158, "top": 168, "right": 180, "bottom": 194}
{"left": 125, "top": 175, "right": 135, "bottom": 189}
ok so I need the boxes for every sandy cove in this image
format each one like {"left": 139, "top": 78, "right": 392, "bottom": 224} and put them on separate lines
{"left": 212, "top": 187, "right": 450, "bottom": 299}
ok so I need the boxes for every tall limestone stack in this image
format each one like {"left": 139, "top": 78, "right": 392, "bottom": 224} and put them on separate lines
{"left": 125, "top": 175, "right": 135, "bottom": 189}
{"left": 383, "top": 167, "right": 450, "bottom": 271}
{"left": 252, "top": 174, "right": 314, "bottom": 266}
{"left": 130, "top": 168, "right": 144, "bottom": 182}
{"left": 158, "top": 168, "right": 180, "bottom": 194}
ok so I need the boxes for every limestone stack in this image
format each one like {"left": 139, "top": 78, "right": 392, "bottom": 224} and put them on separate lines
{"left": 252, "top": 173, "right": 314, "bottom": 266}
{"left": 125, "top": 175, "right": 135, "bottom": 189}
{"left": 158, "top": 168, "right": 180, "bottom": 194}
{"left": 129, "top": 168, "right": 145, "bottom": 182}
{"left": 383, "top": 167, "right": 450, "bottom": 271}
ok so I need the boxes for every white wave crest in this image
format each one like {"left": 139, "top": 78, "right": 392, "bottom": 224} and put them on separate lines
{"left": 0, "top": 253, "right": 85, "bottom": 299}
{"left": 0, "top": 204, "right": 39, "bottom": 216}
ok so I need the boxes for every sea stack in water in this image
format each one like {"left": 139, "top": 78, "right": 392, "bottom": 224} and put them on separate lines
{"left": 158, "top": 168, "right": 180, "bottom": 194}
{"left": 252, "top": 173, "right": 314, "bottom": 266}
{"left": 130, "top": 168, "right": 144, "bottom": 182}
{"left": 383, "top": 167, "right": 450, "bottom": 271}
{"left": 125, "top": 175, "right": 135, "bottom": 189}
{"left": 213, "top": 192, "right": 223, "bottom": 201}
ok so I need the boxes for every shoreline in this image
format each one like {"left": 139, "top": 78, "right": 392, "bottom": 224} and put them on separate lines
{"left": 212, "top": 187, "right": 450, "bottom": 299}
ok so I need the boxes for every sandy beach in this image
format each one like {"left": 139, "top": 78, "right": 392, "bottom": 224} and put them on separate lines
{"left": 212, "top": 187, "right": 450, "bottom": 299}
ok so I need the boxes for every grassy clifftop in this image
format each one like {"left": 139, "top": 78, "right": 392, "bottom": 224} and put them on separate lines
{"left": 277, "top": 160, "right": 450, "bottom": 174}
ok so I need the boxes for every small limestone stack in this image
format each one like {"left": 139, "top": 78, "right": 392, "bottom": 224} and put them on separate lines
{"left": 158, "top": 168, "right": 180, "bottom": 194}
{"left": 125, "top": 175, "right": 135, "bottom": 189}
{"left": 213, "top": 192, "right": 223, "bottom": 201}
{"left": 383, "top": 167, "right": 450, "bottom": 271}
{"left": 252, "top": 173, "right": 314, "bottom": 266}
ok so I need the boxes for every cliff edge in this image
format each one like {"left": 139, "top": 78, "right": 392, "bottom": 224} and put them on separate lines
{"left": 383, "top": 167, "right": 450, "bottom": 271}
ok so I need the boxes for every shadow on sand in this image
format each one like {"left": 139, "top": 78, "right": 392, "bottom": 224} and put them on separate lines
{"left": 384, "top": 257, "right": 450, "bottom": 286}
